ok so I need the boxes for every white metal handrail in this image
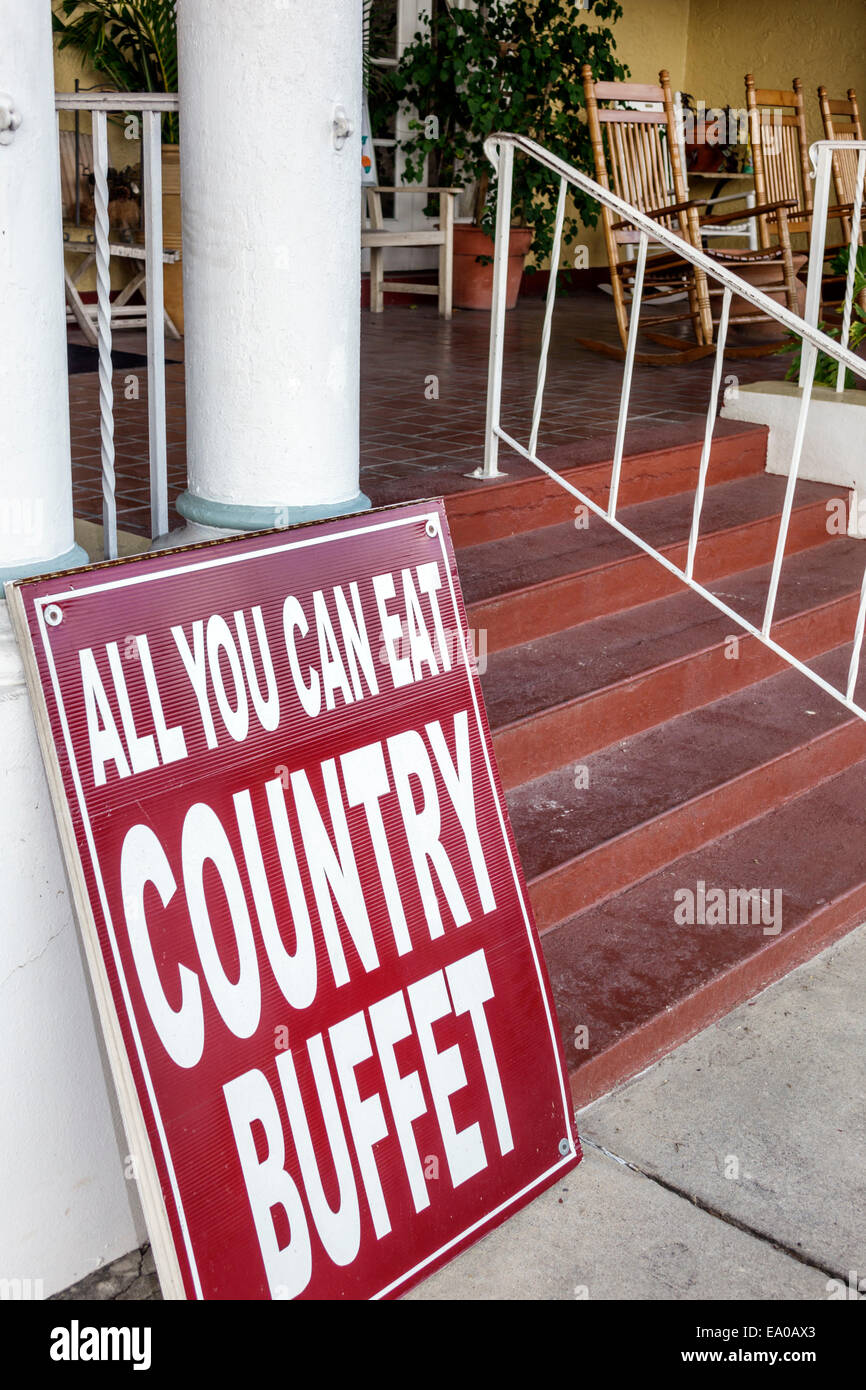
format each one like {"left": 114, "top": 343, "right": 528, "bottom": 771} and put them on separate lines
{"left": 56, "top": 92, "right": 180, "bottom": 557}
{"left": 481, "top": 131, "right": 866, "bottom": 722}
{"left": 801, "top": 139, "right": 866, "bottom": 391}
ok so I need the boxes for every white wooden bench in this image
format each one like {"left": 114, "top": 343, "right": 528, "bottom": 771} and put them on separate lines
{"left": 362, "top": 185, "right": 459, "bottom": 319}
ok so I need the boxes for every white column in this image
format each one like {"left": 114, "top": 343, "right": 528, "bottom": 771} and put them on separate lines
{"left": 0, "top": 0, "right": 87, "bottom": 581}
{"left": 0, "top": 1, "right": 141, "bottom": 1298}
{"left": 174, "top": 0, "right": 369, "bottom": 533}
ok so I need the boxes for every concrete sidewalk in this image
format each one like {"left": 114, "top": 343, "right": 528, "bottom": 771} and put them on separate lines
{"left": 54, "top": 922, "right": 866, "bottom": 1302}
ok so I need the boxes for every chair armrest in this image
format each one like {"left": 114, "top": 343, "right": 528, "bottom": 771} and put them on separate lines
{"left": 825, "top": 202, "right": 856, "bottom": 221}
{"left": 702, "top": 198, "right": 851, "bottom": 228}
{"left": 611, "top": 196, "right": 704, "bottom": 229}
{"left": 700, "top": 198, "right": 798, "bottom": 226}
{"left": 692, "top": 190, "right": 757, "bottom": 208}
{"left": 371, "top": 186, "right": 462, "bottom": 194}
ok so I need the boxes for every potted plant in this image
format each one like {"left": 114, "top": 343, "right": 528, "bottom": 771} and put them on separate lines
{"left": 776, "top": 246, "right": 866, "bottom": 387}
{"left": 391, "top": 0, "right": 626, "bottom": 310}
{"left": 53, "top": 0, "right": 183, "bottom": 329}
{"left": 678, "top": 96, "right": 746, "bottom": 175}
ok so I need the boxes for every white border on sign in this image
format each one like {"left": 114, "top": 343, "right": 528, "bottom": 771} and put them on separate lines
{"left": 31, "top": 509, "right": 577, "bottom": 1301}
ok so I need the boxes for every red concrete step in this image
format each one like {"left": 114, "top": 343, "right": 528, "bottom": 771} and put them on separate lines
{"left": 544, "top": 758, "right": 866, "bottom": 1106}
{"left": 485, "top": 538, "right": 866, "bottom": 788}
{"left": 460, "top": 474, "right": 844, "bottom": 653}
{"left": 508, "top": 643, "right": 866, "bottom": 931}
{"left": 443, "top": 421, "right": 769, "bottom": 547}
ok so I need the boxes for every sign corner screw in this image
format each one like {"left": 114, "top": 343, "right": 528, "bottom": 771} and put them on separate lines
{"left": 44, "top": 604, "right": 63, "bottom": 627}
{"left": 559, "top": 1137, "right": 571, "bottom": 1157}
{"left": 425, "top": 517, "right": 438, "bottom": 539}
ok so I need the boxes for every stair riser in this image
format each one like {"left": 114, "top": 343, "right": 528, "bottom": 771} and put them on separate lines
{"left": 528, "top": 716, "right": 866, "bottom": 930}
{"left": 469, "top": 500, "right": 837, "bottom": 654}
{"left": 492, "top": 594, "right": 860, "bottom": 788}
{"left": 565, "top": 887, "right": 866, "bottom": 1108}
{"left": 445, "top": 431, "right": 768, "bottom": 547}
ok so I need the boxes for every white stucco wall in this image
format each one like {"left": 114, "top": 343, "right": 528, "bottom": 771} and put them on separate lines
{"left": 0, "top": 608, "right": 144, "bottom": 1297}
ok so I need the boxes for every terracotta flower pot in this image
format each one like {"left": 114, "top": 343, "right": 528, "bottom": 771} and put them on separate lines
{"left": 452, "top": 224, "right": 532, "bottom": 310}
{"left": 727, "top": 254, "right": 807, "bottom": 342}
{"left": 684, "top": 122, "right": 727, "bottom": 175}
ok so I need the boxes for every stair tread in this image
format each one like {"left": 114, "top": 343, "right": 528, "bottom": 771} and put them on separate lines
{"left": 443, "top": 421, "right": 769, "bottom": 546}
{"left": 482, "top": 538, "right": 866, "bottom": 729}
{"left": 542, "top": 757, "right": 866, "bottom": 1078}
{"left": 459, "top": 473, "right": 840, "bottom": 607}
{"left": 508, "top": 643, "right": 862, "bottom": 884}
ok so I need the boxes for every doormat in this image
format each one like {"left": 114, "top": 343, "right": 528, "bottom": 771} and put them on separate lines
{"left": 67, "top": 344, "right": 182, "bottom": 376}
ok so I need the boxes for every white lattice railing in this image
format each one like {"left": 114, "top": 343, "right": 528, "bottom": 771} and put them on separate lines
{"left": 56, "top": 91, "right": 180, "bottom": 559}
{"left": 480, "top": 132, "right": 866, "bottom": 717}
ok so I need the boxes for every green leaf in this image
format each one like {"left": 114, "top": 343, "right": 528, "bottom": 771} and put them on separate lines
{"left": 388, "top": 0, "right": 627, "bottom": 259}
{"left": 52, "top": 1, "right": 178, "bottom": 140}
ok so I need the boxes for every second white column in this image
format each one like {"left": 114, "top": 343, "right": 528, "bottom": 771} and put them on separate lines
{"left": 175, "top": 0, "right": 368, "bottom": 532}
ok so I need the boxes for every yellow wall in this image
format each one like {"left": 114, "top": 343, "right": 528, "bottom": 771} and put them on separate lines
{"left": 555, "top": 0, "right": 690, "bottom": 270}
{"left": 601, "top": 0, "right": 691, "bottom": 89}
{"left": 555, "top": 0, "right": 866, "bottom": 270}
{"left": 683, "top": 0, "right": 866, "bottom": 149}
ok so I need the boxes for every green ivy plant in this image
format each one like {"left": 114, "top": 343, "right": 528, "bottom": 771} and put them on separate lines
{"left": 363, "top": 0, "right": 397, "bottom": 111}
{"left": 391, "top": 0, "right": 627, "bottom": 267}
{"left": 778, "top": 246, "right": 866, "bottom": 389}
{"left": 53, "top": 1, "right": 179, "bottom": 143}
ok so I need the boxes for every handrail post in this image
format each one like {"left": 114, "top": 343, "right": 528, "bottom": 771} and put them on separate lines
{"left": 474, "top": 139, "right": 514, "bottom": 479}
{"left": 528, "top": 175, "right": 567, "bottom": 457}
{"left": 608, "top": 230, "right": 648, "bottom": 519}
{"left": 836, "top": 148, "right": 865, "bottom": 392}
{"left": 686, "top": 285, "right": 732, "bottom": 581}
{"left": 143, "top": 109, "right": 169, "bottom": 540}
{"left": 800, "top": 143, "right": 832, "bottom": 385}
{"left": 763, "top": 339, "right": 817, "bottom": 636}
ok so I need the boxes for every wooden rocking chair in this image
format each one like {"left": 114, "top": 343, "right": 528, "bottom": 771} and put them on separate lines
{"left": 581, "top": 67, "right": 800, "bottom": 363}
{"left": 745, "top": 75, "right": 854, "bottom": 309}
{"left": 580, "top": 66, "right": 714, "bottom": 363}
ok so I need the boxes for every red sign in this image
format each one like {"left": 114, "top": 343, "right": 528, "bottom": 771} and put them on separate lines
{"left": 8, "top": 500, "right": 579, "bottom": 1300}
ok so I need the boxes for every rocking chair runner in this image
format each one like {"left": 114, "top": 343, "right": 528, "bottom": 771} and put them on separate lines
{"left": 580, "top": 67, "right": 801, "bottom": 364}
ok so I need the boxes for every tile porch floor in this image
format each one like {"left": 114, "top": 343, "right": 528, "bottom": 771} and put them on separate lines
{"left": 68, "top": 289, "right": 792, "bottom": 539}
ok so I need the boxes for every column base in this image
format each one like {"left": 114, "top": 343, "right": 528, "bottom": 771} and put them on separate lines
{"left": 1, "top": 542, "right": 90, "bottom": 587}
{"left": 175, "top": 489, "right": 372, "bottom": 532}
